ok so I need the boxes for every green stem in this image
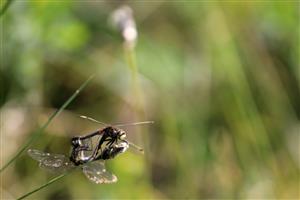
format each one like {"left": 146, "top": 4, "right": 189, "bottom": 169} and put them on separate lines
{"left": 17, "top": 172, "right": 70, "bottom": 200}
{"left": 124, "top": 47, "right": 143, "bottom": 114}
{"left": 0, "top": 75, "right": 94, "bottom": 173}
{"left": 0, "top": 0, "right": 14, "bottom": 17}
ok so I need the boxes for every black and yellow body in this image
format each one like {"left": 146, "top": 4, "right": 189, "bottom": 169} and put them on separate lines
{"left": 70, "top": 126, "right": 127, "bottom": 166}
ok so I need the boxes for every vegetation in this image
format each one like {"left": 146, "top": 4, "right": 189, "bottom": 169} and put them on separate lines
{"left": 1, "top": 1, "right": 299, "bottom": 199}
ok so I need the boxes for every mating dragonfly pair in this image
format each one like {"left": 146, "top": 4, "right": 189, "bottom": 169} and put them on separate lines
{"left": 28, "top": 116, "right": 153, "bottom": 184}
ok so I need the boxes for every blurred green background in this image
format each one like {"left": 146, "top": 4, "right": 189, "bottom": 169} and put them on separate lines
{"left": 1, "top": 1, "right": 299, "bottom": 199}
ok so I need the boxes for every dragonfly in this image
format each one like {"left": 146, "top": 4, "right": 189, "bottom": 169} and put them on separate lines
{"left": 28, "top": 117, "right": 153, "bottom": 184}
{"left": 28, "top": 140, "right": 129, "bottom": 184}
{"left": 69, "top": 116, "right": 153, "bottom": 165}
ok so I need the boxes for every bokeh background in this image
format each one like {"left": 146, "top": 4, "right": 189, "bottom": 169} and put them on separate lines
{"left": 1, "top": 1, "right": 299, "bottom": 199}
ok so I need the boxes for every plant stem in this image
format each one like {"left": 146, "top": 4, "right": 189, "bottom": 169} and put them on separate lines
{"left": 0, "top": 0, "right": 14, "bottom": 17}
{"left": 0, "top": 75, "right": 94, "bottom": 173}
{"left": 124, "top": 46, "right": 144, "bottom": 114}
{"left": 17, "top": 172, "right": 70, "bottom": 200}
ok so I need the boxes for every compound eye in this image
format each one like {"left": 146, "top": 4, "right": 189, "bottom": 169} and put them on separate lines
{"left": 71, "top": 138, "right": 78, "bottom": 145}
{"left": 120, "top": 132, "right": 126, "bottom": 140}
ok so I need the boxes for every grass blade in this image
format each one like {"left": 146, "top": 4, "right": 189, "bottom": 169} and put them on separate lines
{"left": 0, "top": 0, "right": 15, "bottom": 17}
{"left": 17, "top": 171, "right": 71, "bottom": 200}
{"left": 0, "top": 75, "right": 94, "bottom": 173}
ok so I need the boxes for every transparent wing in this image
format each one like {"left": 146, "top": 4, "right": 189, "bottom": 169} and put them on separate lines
{"left": 82, "top": 160, "right": 117, "bottom": 184}
{"left": 28, "top": 149, "right": 75, "bottom": 173}
{"left": 79, "top": 137, "right": 94, "bottom": 160}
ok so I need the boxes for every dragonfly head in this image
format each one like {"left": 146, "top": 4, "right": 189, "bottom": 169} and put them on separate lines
{"left": 71, "top": 137, "right": 81, "bottom": 147}
{"left": 118, "top": 130, "right": 126, "bottom": 140}
{"left": 107, "top": 126, "right": 127, "bottom": 140}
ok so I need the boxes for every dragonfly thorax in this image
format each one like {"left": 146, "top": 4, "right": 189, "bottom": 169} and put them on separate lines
{"left": 102, "top": 126, "right": 126, "bottom": 140}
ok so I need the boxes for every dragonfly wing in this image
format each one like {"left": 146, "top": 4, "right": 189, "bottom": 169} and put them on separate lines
{"left": 82, "top": 160, "right": 117, "bottom": 184}
{"left": 28, "top": 149, "right": 48, "bottom": 162}
{"left": 28, "top": 149, "right": 75, "bottom": 173}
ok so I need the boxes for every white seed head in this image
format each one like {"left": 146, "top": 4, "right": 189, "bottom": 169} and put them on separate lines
{"left": 110, "top": 5, "right": 137, "bottom": 47}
